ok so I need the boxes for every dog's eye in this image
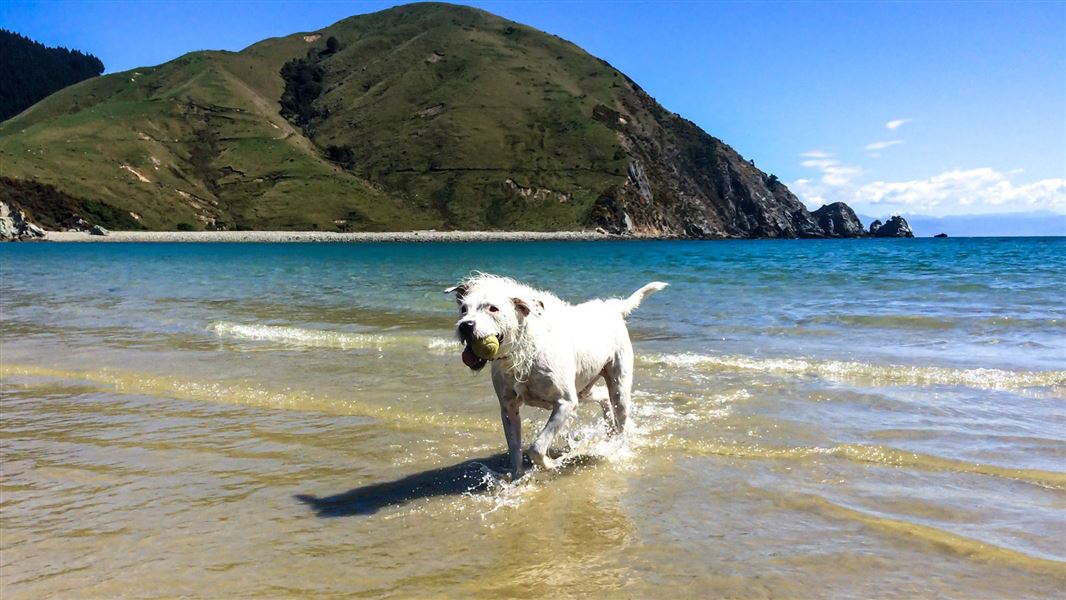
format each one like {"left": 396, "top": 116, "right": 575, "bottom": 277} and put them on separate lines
{"left": 488, "top": 305, "right": 499, "bottom": 313}
{"left": 460, "top": 306, "right": 468, "bottom": 314}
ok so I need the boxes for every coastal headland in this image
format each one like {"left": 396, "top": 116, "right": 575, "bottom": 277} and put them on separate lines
{"left": 1, "top": 3, "right": 864, "bottom": 239}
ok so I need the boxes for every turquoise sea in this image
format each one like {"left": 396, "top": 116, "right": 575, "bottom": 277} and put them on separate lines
{"left": 1, "top": 238, "right": 1064, "bottom": 598}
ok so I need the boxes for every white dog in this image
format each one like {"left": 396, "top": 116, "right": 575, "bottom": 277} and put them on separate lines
{"left": 446, "top": 274, "right": 667, "bottom": 479}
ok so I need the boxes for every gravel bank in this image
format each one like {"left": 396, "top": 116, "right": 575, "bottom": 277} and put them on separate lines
{"left": 43, "top": 230, "right": 621, "bottom": 243}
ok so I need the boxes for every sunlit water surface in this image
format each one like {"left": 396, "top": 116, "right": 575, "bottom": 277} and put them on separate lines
{"left": 1, "top": 239, "right": 1064, "bottom": 598}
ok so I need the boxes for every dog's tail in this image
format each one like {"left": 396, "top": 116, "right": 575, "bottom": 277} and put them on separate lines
{"left": 612, "top": 281, "right": 668, "bottom": 318}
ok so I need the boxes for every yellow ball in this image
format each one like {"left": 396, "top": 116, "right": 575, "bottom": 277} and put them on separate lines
{"left": 471, "top": 335, "right": 500, "bottom": 359}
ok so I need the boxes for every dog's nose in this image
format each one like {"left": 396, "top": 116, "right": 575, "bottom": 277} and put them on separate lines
{"left": 458, "top": 321, "right": 475, "bottom": 337}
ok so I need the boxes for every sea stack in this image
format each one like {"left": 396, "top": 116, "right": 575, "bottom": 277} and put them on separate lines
{"left": 811, "top": 202, "right": 865, "bottom": 237}
{"left": 870, "top": 216, "right": 915, "bottom": 238}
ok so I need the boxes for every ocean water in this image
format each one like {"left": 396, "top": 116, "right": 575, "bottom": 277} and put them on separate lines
{"left": 1, "top": 238, "right": 1063, "bottom": 598}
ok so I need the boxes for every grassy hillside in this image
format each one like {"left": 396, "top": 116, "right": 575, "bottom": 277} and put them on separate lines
{"left": 0, "top": 3, "right": 841, "bottom": 237}
{"left": 294, "top": 4, "right": 630, "bottom": 230}
{"left": 0, "top": 26, "right": 423, "bottom": 230}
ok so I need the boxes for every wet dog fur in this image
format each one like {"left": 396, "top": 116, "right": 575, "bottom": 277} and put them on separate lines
{"left": 446, "top": 274, "right": 667, "bottom": 479}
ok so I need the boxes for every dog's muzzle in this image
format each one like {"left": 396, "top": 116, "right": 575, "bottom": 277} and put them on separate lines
{"left": 457, "top": 322, "right": 503, "bottom": 371}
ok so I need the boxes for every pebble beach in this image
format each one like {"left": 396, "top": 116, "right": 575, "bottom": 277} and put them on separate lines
{"left": 42, "top": 230, "right": 619, "bottom": 242}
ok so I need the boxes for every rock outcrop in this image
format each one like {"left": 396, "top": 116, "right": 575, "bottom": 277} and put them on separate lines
{"left": 870, "top": 215, "right": 914, "bottom": 238}
{"left": 811, "top": 202, "right": 866, "bottom": 237}
{"left": 0, "top": 201, "right": 46, "bottom": 241}
{"left": 588, "top": 80, "right": 831, "bottom": 238}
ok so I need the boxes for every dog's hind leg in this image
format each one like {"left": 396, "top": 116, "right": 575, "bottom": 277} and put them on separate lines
{"left": 604, "top": 346, "right": 634, "bottom": 436}
{"left": 579, "top": 378, "right": 615, "bottom": 432}
{"left": 529, "top": 388, "right": 578, "bottom": 471}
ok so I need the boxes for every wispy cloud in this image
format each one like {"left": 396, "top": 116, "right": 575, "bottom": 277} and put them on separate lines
{"left": 865, "top": 140, "right": 903, "bottom": 152}
{"left": 885, "top": 118, "right": 913, "bottom": 131}
{"left": 798, "top": 152, "right": 862, "bottom": 187}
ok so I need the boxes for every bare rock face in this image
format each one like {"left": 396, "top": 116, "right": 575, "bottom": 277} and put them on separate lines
{"left": 0, "top": 202, "right": 15, "bottom": 239}
{"left": 812, "top": 202, "right": 866, "bottom": 237}
{"left": 589, "top": 79, "right": 836, "bottom": 239}
{"left": 0, "top": 201, "right": 46, "bottom": 241}
{"left": 68, "top": 216, "right": 91, "bottom": 232}
{"left": 870, "top": 215, "right": 914, "bottom": 238}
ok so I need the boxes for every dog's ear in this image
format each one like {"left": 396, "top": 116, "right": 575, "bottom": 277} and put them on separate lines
{"left": 511, "top": 297, "right": 544, "bottom": 317}
{"left": 444, "top": 283, "right": 468, "bottom": 304}
{"left": 511, "top": 297, "right": 531, "bottom": 317}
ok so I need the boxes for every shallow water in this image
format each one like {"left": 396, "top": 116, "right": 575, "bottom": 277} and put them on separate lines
{"left": 1, "top": 238, "right": 1064, "bottom": 598}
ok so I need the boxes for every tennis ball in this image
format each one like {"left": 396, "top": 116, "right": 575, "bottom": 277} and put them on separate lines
{"left": 471, "top": 335, "right": 500, "bottom": 359}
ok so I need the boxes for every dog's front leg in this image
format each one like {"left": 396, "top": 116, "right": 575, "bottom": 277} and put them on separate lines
{"left": 528, "top": 388, "right": 577, "bottom": 471}
{"left": 499, "top": 398, "right": 523, "bottom": 479}
{"left": 492, "top": 369, "right": 524, "bottom": 479}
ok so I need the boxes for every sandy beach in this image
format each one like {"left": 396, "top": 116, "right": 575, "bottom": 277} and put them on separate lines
{"left": 41, "top": 230, "right": 620, "bottom": 242}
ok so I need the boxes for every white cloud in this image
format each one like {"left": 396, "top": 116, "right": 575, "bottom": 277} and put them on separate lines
{"left": 885, "top": 118, "right": 913, "bottom": 131}
{"left": 798, "top": 152, "right": 862, "bottom": 187}
{"left": 865, "top": 140, "right": 903, "bottom": 151}
{"left": 792, "top": 167, "right": 1066, "bottom": 216}
{"left": 856, "top": 169, "right": 1066, "bottom": 213}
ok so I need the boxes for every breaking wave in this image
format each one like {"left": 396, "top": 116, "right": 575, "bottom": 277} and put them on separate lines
{"left": 207, "top": 324, "right": 1064, "bottom": 393}
{"left": 209, "top": 321, "right": 455, "bottom": 353}
{"left": 639, "top": 353, "right": 1066, "bottom": 391}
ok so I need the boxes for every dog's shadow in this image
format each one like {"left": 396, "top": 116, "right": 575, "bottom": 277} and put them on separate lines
{"left": 295, "top": 451, "right": 601, "bottom": 517}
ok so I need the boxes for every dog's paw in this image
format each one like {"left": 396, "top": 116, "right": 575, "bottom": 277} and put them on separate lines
{"left": 527, "top": 448, "right": 557, "bottom": 471}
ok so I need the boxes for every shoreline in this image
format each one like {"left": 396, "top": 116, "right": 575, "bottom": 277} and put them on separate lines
{"left": 41, "top": 230, "right": 624, "bottom": 243}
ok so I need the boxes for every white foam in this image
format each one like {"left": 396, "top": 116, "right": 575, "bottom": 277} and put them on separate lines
{"left": 639, "top": 352, "right": 1066, "bottom": 391}
{"left": 210, "top": 321, "right": 395, "bottom": 349}
{"left": 426, "top": 337, "right": 460, "bottom": 353}
{"left": 209, "top": 321, "right": 459, "bottom": 353}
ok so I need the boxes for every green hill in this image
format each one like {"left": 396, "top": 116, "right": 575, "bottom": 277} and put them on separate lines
{"left": 0, "top": 2, "right": 848, "bottom": 237}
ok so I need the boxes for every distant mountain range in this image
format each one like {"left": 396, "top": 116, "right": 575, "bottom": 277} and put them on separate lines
{"left": 858, "top": 211, "right": 1066, "bottom": 237}
{"left": 0, "top": 2, "right": 858, "bottom": 237}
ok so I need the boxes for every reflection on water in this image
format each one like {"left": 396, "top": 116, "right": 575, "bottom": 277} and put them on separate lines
{"left": 1, "top": 239, "right": 1064, "bottom": 598}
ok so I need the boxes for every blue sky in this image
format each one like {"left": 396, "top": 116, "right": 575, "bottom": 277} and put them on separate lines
{"left": 2, "top": 0, "right": 1064, "bottom": 216}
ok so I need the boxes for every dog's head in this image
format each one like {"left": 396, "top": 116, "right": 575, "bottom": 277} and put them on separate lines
{"left": 445, "top": 276, "right": 542, "bottom": 372}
